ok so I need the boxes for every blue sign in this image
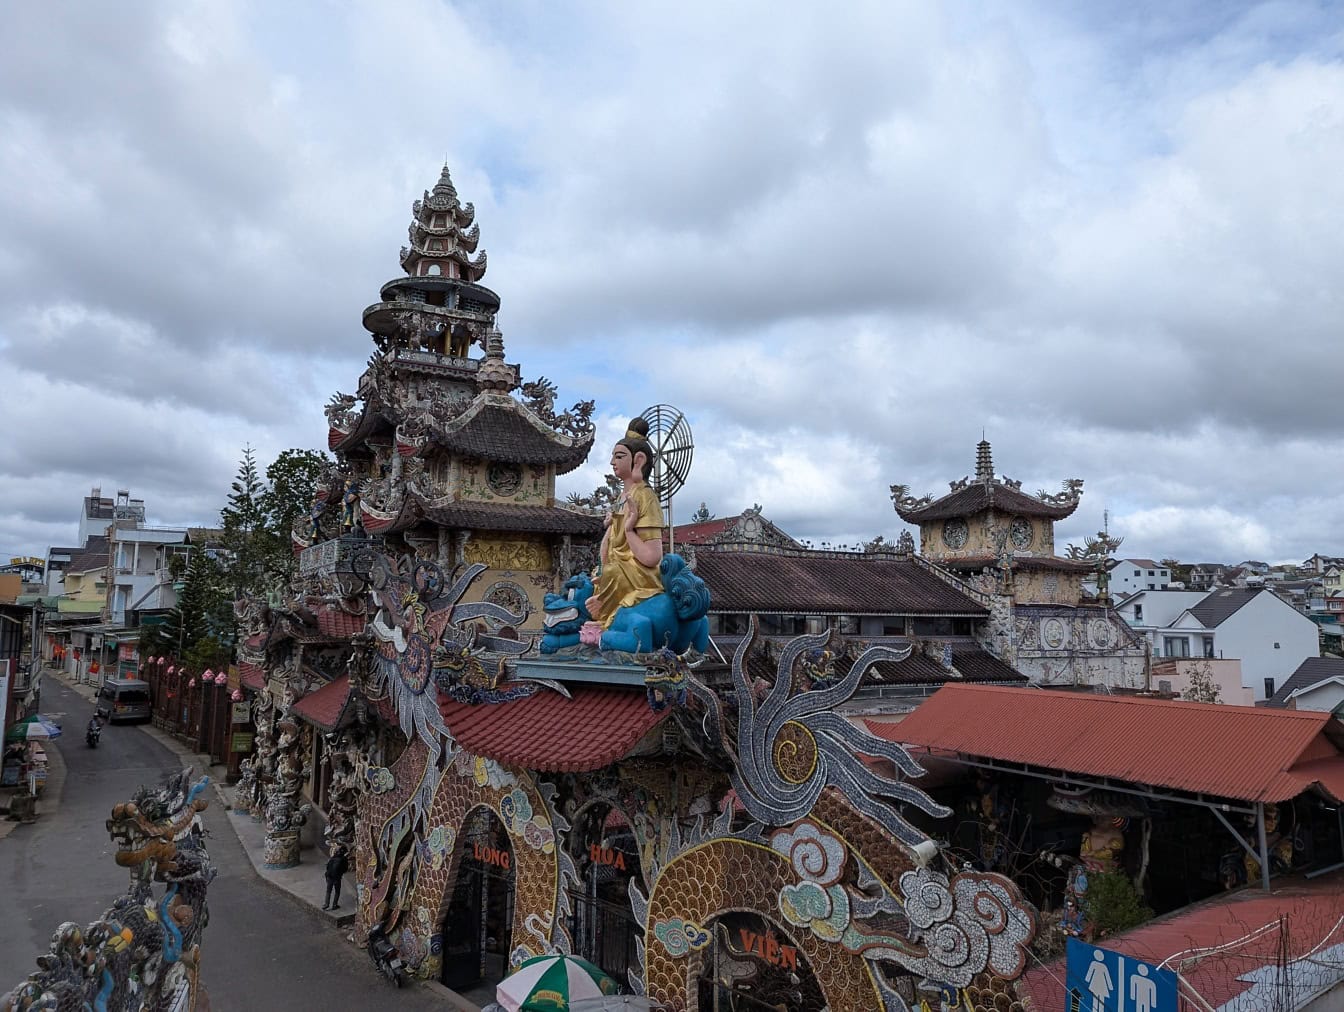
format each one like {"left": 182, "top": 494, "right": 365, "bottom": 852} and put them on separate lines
{"left": 1065, "top": 938, "right": 1178, "bottom": 1012}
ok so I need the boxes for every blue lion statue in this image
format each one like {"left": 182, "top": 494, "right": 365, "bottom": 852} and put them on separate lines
{"left": 539, "top": 574, "right": 595, "bottom": 653}
{"left": 539, "top": 554, "right": 711, "bottom": 656}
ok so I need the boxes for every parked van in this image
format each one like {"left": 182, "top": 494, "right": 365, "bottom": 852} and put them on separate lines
{"left": 95, "top": 679, "right": 152, "bottom": 724}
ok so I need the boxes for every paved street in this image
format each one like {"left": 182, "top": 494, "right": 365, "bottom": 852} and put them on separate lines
{"left": 1, "top": 677, "right": 451, "bottom": 1010}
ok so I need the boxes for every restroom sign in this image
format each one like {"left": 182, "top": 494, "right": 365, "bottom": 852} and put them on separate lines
{"left": 1066, "top": 938, "right": 1177, "bottom": 1012}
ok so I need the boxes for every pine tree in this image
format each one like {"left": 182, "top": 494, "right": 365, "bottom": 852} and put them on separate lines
{"left": 261, "top": 448, "right": 331, "bottom": 575}
{"left": 219, "top": 446, "right": 274, "bottom": 598}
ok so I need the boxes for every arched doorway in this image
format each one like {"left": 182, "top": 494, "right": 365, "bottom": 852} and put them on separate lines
{"left": 440, "top": 807, "right": 516, "bottom": 992}
{"left": 695, "top": 914, "right": 825, "bottom": 1012}
{"left": 568, "top": 802, "right": 642, "bottom": 984}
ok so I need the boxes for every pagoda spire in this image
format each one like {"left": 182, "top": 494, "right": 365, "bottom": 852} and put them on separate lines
{"left": 975, "top": 438, "right": 994, "bottom": 483}
{"left": 432, "top": 163, "right": 457, "bottom": 201}
{"left": 399, "top": 164, "right": 486, "bottom": 282}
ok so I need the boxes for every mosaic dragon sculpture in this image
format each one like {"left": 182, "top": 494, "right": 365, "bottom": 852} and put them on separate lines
{"left": 623, "top": 621, "right": 1040, "bottom": 1009}
{"left": 1, "top": 768, "right": 216, "bottom": 1012}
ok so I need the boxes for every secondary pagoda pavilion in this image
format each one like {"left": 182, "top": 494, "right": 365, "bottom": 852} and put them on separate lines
{"left": 892, "top": 440, "right": 1146, "bottom": 687}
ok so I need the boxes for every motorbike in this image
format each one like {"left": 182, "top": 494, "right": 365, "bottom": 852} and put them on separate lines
{"left": 367, "top": 924, "right": 408, "bottom": 988}
{"left": 86, "top": 718, "right": 102, "bottom": 748}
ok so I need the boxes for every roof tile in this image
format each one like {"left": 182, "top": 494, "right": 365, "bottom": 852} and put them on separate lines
{"left": 438, "top": 684, "right": 665, "bottom": 772}
{"left": 293, "top": 675, "right": 352, "bottom": 731}
{"left": 867, "top": 684, "right": 1344, "bottom": 803}
{"left": 694, "top": 551, "right": 987, "bottom": 615}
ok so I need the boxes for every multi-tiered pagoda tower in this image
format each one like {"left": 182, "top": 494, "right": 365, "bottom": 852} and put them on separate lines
{"left": 234, "top": 168, "right": 1043, "bottom": 1012}
{"left": 313, "top": 166, "right": 601, "bottom": 627}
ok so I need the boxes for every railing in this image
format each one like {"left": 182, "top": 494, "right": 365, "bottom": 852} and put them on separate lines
{"left": 297, "top": 535, "right": 369, "bottom": 580}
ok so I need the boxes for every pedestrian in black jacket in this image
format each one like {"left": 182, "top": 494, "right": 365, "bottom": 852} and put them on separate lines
{"left": 322, "top": 844, "right": 349, "bottom": 910}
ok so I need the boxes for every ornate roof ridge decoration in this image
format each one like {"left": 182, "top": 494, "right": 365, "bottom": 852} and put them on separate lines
{"left": 700, "top": 504, "right": 803, "bottom": 553}
{"left": 408, "top": 218, "right": 480, "bottom": 250}
{"left": 892, "top": 439, "right": 1084, "bottom": 522}
{"left": 440, "top": 389, "right": 594, "bottom": 448}
{"left": 906, "top": 552, "right": 998, "bottom": 607}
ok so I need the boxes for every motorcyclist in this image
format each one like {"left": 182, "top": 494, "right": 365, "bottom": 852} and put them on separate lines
{"left": 85, "top": 714, "right": 103, "bottom": 745}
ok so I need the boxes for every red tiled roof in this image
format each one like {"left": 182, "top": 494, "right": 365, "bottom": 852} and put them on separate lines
{"left": 438, "top": 684, "right": 667, "bottom": 773}
{"left": 293, "top": 675, "right": 352, "bottom": 731}
{"left": 314, "top": 606, "right": 367, "bottom": 639}
{"left": 866, "top": 684, "right": 1344, "bottom": 803}
{"left": 673, "top": 517, "right": 734, "bottom": 544}
{"left": 239, "top": 662, "right": 265, "bottom": 691}
{"left": 693, "top": 551, "right": 987, "bottom": 615}
{"left": 1017, "top": 873, "right": 1344, "bottom": 1011}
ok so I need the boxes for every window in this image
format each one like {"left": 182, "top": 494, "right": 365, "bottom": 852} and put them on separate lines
{"left": 913, "top": 617, "right": 956, "bottom": 636}
{"left": 1147, "top": 570, "right": 1155, "bottom": 576}
{"left": 1163, "top": 636, "right": 1190, "bottom": 658}
{"left": 427, "top": 263, "right": 442, "bottom": 276}
{"left": 1134, "top": 569, "right": 1141, "bottom": 576}
{"left": 1134, "top": 605, "right": 1143, "bottom": 621}
{"left": 1274, "top": 642, "right": 1281, "bottom": 649}
{"left": 839, "top": 616, "right": 859, "bottom": 635}
{"left": 1264, "top": 677, "right": 1276, "bottom": 698}
{"left": 1202, "top": 637, "right": 1215, "bottom": 658}
{"left": 1147, "top": 584, "right": 1155, "bottom": 590}
{"left": 1158, "top": 680, "right": 1172, "bottom": 693}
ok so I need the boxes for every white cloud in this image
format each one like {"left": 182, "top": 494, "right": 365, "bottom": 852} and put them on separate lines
{"left": 0, "top": 1, "right": 1341, "bottom": 569}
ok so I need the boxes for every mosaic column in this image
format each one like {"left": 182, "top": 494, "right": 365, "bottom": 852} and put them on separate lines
{"left": 264, "top": 713, "right": 312, "bottom": 869}
{"left": 243, "top": 694, "right": 279, "bottom": 821}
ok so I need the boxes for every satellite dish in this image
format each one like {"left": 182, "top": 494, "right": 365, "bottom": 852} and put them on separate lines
{"left": 638, "top": 404, "right": 694, "bottom": 549}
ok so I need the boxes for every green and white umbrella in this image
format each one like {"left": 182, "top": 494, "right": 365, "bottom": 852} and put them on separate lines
{"left": 5, "top": 715, "right": 62, "bottom": 741}
{"left": 496, "top": 954, "right": 620, "bottom": 1011}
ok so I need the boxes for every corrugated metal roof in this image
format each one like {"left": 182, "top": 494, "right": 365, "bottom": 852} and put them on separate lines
{"left": 1017, "top": 872, "right": 1344, "bottom": 1011}
{"left": 866, "top": 684, "right": 1344, "bottom": 803}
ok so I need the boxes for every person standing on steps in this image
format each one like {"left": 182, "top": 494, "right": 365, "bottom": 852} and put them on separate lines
{"left": 322, "top": 844, "right": 349, "bottom": 910}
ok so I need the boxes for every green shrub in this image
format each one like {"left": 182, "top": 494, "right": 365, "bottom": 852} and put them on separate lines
{"left": 1086, "top": 871, "right": 1153, "bottom": 937}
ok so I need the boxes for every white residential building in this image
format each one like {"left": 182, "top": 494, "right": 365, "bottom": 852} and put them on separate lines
{"left": 107, "top": 527, "right": 188, "bottom": 625}
{"left": 1117, "top": 587, "right": 1320, "bottom": 701}
{"left": 1108, "top": 559, "right": 1172, "bottom": 597}
{"left": 78, "top": 487, "right": 146, "bottom": 546}
{"left": 1266, "top": 657, "right": 1344, "bottom": 713}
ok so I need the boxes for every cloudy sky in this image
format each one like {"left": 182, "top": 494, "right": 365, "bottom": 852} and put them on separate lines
{"left": 2, "top": 1, "right": 1341, "bottom": 566}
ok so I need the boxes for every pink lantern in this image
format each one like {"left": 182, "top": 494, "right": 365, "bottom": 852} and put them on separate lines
{"left": 158, "top": 656, "right": 166, "bottom": 666}
{"left": 215, "top": 672, "right": 228, "bottom": 685}
{"left": 167, "top": 665, "right": 175, "bottom": 675}
{"left": 203, "top": 668, "right": 214, "bottom": 681}
{"left": 231, "top": 688, "right": 244, "bottom": 702}
{"left": 188, "top": 678, "right": 197, "bottom": 689}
